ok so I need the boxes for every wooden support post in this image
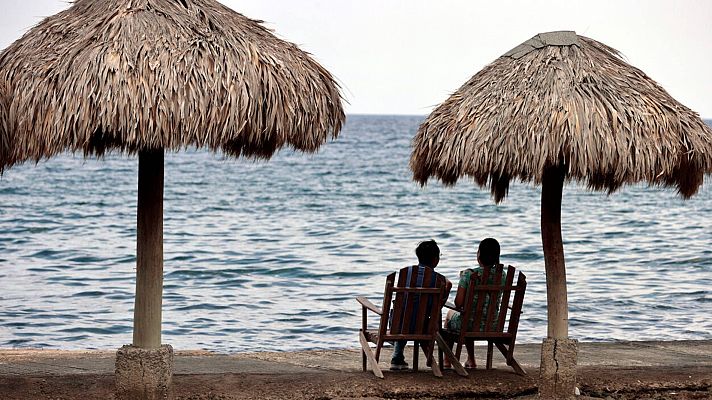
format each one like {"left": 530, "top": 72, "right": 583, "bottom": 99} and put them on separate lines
{"left": 539, "top": 166, "right": 577, "bottom": 399}
{"left": 133, "top": 149, "right": 164, "bottom": 349}
{"left": 541, "top": 166, "right": 568, "bottom": 339}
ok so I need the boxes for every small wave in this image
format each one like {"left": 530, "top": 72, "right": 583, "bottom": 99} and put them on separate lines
{"left": 57, "top": 335, "right": 90, "bottom": 342}
{"left": 72, "top": 291, "right": 106, "bottom": 298}
{"left": 163, "top": 328, "right": 193, "bottom": 335}
{"left": 173, "top": 304, "right": 232, "bottom": 311}
{"left": 105, "top": 293, "right": 133, "bottom": 300}
{"left": 25, "top": 313, "right": 80, "bottom": 320}
{"left": 28, "top": 267, "right": 63, "bottom": 273}
{"left": 215, "top": 279, "right": 249, "bottom": 287}
{"left": 68, "top": 255, "right": 106, "bottom": 264}
{"left": 284, "top": 325, "right": 350, "bottom": 335}
{"left": 29, "top": 249, "right": 71, "bottom": 260}
{"left": 48, "top": 279, "right": 90, "bottom": 287}
{"left": 218, "top": 327, "right": 248, "bottom": 334}
{"left": 5, "top": 338, "right": 33, "bottom": 346}
{"left": 324, "top": 271, "right": 375, "bottom": 279}
{"left": 506, "top": 251, "right": 540, "bottom": 261}
{"left": 256, "top": 266, "right": 312, "bottom": 278}
{"left": 60, "top": 325, "right": 130, "bottom": 335}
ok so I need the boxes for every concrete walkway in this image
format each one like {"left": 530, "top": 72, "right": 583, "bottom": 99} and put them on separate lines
{"left": 2, "top": 340, "right": 712, "bottom": 376}
{"left": 1, "top": 340, "right": 711, "bottom": 399}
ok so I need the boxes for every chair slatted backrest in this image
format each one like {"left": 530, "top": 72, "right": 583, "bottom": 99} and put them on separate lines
{"left": 507, "top": 271, "right": 527, "bottom": 340}
{"left": 497, "top": 266, "right": 516, "bottom": 331}
{"left": 460, "top": 265, "right": 526, "bottom": 339}
{"left": 377, "top": 271, "right": 397, "bottom": 338}
{"left": 387, "top": 266, "right": 445, "bottom": 340}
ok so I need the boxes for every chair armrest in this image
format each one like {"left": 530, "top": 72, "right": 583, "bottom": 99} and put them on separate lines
{"left": 356, "top": 296, "right": 383, "bottom": 315}
{"left": 444, "top": 301, "right": 459, "bottom": 310}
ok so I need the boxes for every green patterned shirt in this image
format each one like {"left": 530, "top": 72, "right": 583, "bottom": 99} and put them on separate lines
{"left": 447, "top": 265, "right": 507, "bottom": 332}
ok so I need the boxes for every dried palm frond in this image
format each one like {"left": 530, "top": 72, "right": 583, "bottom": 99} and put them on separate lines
{"left": 0, "top": 0, "right": 344, "bottom": 172}
{"left": 411, "top": 31, "right": 712, "bottom": 202}
{"left": 0, "top": 78, "right": 9, "bottom": 166}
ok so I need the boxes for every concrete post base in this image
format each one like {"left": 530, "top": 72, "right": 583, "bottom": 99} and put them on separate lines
{"left": 115, "top": 344, "right": 174, "bottom": 400}
{"left": 538, "top": 338, "right": 578, "bottom": 399}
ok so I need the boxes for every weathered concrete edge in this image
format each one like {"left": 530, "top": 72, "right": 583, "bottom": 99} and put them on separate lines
{"left": 1, "top": 340, "right": 711, "bottom": 377}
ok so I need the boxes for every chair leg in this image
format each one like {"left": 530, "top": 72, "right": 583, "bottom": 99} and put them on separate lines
{"left": 375, "top": 339, "right": 383, "bottom": 362}
{"left": 362, "top": 347, "right": 367, "bottom": 372}
{"left": 438, "top": 345, "right": 444, "bottom": 371}
{"left": 422, "top": 342, "right": 442, "bottom": 377}
{"left": 359, "top": 331, "right": 384, "bottom": 379}
{"left": 435, "top": 333, "right": 468, "bottom": 377}
{"left": 494, "top": 342, "right": 526, "bottom": 375}
{"left": 455, "top": 341, "right": 463, "bottom": 361}
{"left": 423, "top": 342, "right": 432, "bottom": 367}
{"left": 487, "top": 341, "right": 493, "bottom": 369}
{"left": 413, "top": 341, "right": 419, "bottom": 371}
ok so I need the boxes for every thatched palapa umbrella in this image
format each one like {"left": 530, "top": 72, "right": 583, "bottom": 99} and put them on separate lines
{"left": 0, "top": 0, "right": 343, "bottom": 397}
{"left": 411, "top": 31, "right": 712, "bottom": 398}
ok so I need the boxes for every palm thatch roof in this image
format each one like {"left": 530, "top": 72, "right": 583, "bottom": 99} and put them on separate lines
{"left": 0, "top": 78, "right": 10, "bottom": 167}
{"left": 411, "top": 31, "right": 712, "bottom": 202}
{"left": 0, "top": 0, "right": 344, "bottom": 172}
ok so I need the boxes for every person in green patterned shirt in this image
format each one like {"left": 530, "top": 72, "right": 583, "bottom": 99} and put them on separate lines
{"left": 443, "top": 238, "right": 506, "bottom": 369}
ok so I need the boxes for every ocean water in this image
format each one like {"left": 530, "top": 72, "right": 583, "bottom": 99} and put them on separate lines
{"left": 0, "top": 115, "right": 710, "bottom": 353}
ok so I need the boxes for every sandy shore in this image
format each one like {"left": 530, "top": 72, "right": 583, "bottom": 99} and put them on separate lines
{"left": 1, "top": 340, "right": 711, "bottom": 399}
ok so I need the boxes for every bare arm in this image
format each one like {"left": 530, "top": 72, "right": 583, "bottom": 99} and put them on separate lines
{"left": 454, "top": 285, "right": 466, "bottom": 309}
{"left": 446, "top": 279, "right": 453, "bottom": 304}
{"left": 440, "top": 277, "right": 453, "bottom": 307}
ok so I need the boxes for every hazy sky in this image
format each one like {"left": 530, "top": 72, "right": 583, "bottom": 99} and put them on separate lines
{"left": 1, "top": 0, "right": 710, "bottom": 117}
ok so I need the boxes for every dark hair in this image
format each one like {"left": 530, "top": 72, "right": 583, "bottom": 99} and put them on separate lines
{"left": 415, "top": 240, "right": 440, "bottom": 266}
{"left": 478, "top": 238, "right": 500, "bottom": 266}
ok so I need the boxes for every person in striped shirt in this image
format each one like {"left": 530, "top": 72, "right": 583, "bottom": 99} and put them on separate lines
{"left": 390, "top": 240, "right": 452, "bottom": 370}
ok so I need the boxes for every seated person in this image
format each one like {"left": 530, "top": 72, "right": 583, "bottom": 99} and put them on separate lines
{"left": 443, "top": 237, "right": 506, "bottom": 369}
{"left": 390, "top": 239, "right": 452, "bottom": 370}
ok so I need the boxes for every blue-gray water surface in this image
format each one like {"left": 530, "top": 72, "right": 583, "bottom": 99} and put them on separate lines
{"left": 1, "top": 115, "right": 711, "bottom": 352}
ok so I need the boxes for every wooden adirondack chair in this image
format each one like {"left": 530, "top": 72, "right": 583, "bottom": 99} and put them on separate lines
{"left": 439, "top": 264, "right": 527, "bottom": 375}
{"left": 356, "top": 266, "right": 467, "bottom": 378}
